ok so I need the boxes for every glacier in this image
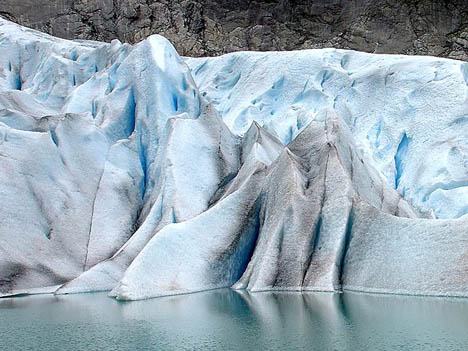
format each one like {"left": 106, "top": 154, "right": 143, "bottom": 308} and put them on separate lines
{"left": 0, "top": 17, "right": 467, "bottom": 300}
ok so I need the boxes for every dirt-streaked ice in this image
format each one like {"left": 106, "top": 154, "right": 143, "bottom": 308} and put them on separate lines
{"left": 0, "top": 17, "right": 467, "bottom": 300}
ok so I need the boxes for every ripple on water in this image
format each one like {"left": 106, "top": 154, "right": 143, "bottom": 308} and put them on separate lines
{"left": 1, "top": 290, "right": 468, "bottom": 351}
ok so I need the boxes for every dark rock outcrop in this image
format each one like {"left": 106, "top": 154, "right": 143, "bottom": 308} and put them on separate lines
{"left": 0, "top": 0, "right": 467, "bottom": 60}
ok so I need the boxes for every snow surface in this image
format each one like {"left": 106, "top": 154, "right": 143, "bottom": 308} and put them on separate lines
{"left": 0, "top": 17, "right": 467, "bottom": 300}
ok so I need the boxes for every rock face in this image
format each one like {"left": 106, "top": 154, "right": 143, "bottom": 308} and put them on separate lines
{"left": 0, "top": 0, "right": 467, "bottom": 61}
{"left": 0, "top": 19, "right": 468, "bottom": 300}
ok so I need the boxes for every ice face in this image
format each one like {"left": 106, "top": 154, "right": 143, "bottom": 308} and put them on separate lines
{"left": 343, "top": 201, "right": 468, "bottom": 297}
{"left": 233, "top": 109, "right": 418, "bottom": 293}
{"left": 0, "top": 18, "right": 206, "bottom": 295}
{"left": 0, "top": 17, "right": 467, "bottom": 300}
{"left": 186, "top": 52, "right": 468, "bottom": 219}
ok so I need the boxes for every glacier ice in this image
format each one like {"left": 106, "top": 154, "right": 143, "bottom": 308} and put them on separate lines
{"left": 0, "top": 17, "right": 467, "bottom": 300}
{"left": 186, "top": 51, "right": 468, "bottom": 219}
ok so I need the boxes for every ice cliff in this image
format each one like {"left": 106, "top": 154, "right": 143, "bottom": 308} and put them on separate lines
{"left": 0, "top": 18, "right": 467, "bottom": 300}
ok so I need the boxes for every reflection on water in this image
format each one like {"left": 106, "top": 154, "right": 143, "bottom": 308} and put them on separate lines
{"left": 1, "top": 289, "right": 468, "bottom": 350}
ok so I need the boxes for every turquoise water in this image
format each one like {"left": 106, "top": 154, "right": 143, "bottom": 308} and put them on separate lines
{"left": 1, "top": 289, "right": 468, "bottom": 351}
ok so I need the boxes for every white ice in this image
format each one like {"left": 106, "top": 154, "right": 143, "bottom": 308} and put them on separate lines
{"left": 186, "top": 51, "right": 468, "bottom": 219}
{"left": 0, "top": 17, "right": 467, "bottom": 300}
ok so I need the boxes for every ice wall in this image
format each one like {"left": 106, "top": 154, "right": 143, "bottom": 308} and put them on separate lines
{"left": 0, "top": 18, "right": 467, "bottom": 300}
{"left": 186, "top": 51, "right": 468, "bottom": 219}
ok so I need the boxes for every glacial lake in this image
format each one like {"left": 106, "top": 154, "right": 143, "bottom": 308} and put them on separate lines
{"left": 1, "top": 289, "right": 468, "bottom": 351}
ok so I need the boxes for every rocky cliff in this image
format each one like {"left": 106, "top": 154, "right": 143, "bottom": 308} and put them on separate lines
{"left": 0, "top": 0, "right": 467, "bottom": 60}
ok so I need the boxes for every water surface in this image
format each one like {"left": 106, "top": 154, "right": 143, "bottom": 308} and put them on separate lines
{"left": 1, "top": 289, "right": 468, "bottom": 350}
